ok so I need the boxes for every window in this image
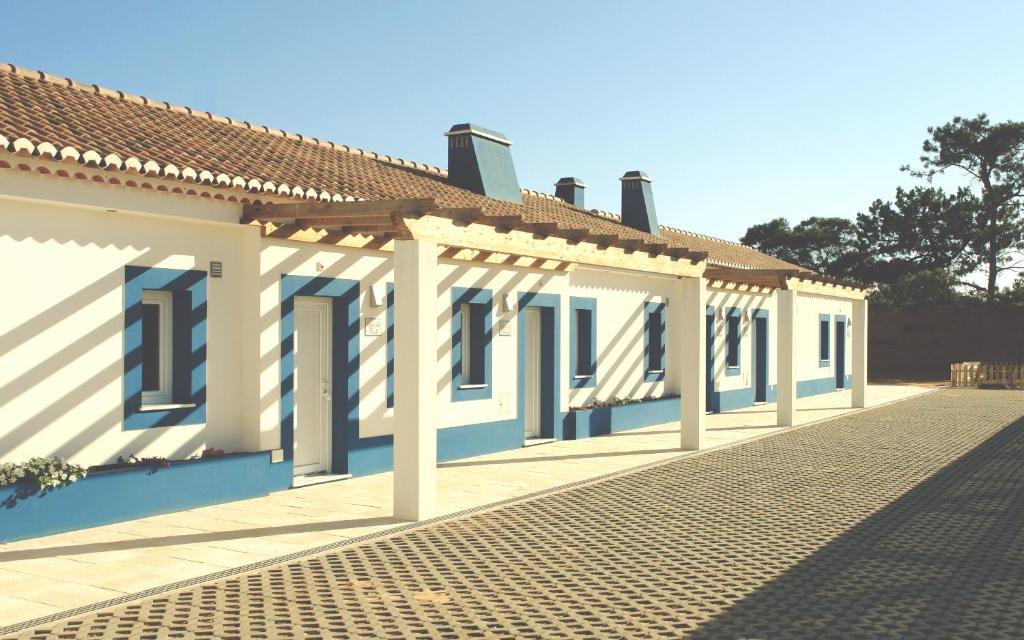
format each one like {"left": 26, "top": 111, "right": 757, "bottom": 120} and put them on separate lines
{"left": 570, "top": 297, "right": 597, "bottom": 387}
{"left": 451, "top": 287, "right": 492, "bottom": 400}
{"left": 726, "top": 308, "right": 741, "bottom": 371}
{"left": 124, "top": 265, "right": 207, "bottom": 429}
{"left": 141, "top": 290, "right": 173, "bottom": 405}
{"left": 460, "top": 303, "right": 483, "bottom": 383}
{"left": 819, "top": 314, "right": 830, "bottom": 364}
{"left": 644, "top": 302, "right": 665, "bottom": 381}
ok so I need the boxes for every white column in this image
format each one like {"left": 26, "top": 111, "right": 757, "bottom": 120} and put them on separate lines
{"left": 393, "top": 239, "right": 437, "bottom": 521}
{"left": 852, "top": 297, "right": 868, "bottom": 408}
{"left": 677, "top": 276, "right": 706, "bottom": 450}
{"left": 777, "top": 289, "right": 797, "bottom": 427}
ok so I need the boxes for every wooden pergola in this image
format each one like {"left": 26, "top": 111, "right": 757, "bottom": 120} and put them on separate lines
{"left": 704, "top": 266, "right": 869, "bottom": 300}
{"left": 241, "top": 198, "right": 709, "bottom": 276}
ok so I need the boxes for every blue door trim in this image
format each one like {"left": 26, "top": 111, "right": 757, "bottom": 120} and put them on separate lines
{"left": 835, "top": 314, "right": 847, "bottom": 389}
{"left": 753, "top": 308, "right": 769, "bottom": 403}
{"left": 279, "top": 274, "right": 362, "bottom": 476}
{"left": 706, "top": 305, "right": 716, "bottom": 412}
{"left": 518, "top": 292, "right": 562, "bottom": 439}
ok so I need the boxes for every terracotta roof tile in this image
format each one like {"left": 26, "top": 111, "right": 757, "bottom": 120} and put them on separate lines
{"left": 0, "top": 62, "right": 804, "bottom": 271}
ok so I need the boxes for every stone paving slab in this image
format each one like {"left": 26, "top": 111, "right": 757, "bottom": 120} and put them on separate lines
{"left": 4, "top": 388, "right": 1023, "bottom": 639}
{"left": 0, "top": 385, "right": 926, "bottom": 628}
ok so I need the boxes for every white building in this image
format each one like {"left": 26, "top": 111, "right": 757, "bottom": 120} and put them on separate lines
{"left": 0, "top": 64, "right": 867, "bottom": 538}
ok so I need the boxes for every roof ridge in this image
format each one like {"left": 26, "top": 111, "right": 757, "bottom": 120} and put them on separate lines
{"left": 661, "top": 224, "right": 744, "bottom": 247}
{"left": 0, "top": 62, "right": 450, "bottom": 179}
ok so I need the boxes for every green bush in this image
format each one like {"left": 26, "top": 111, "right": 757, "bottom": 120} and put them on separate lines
{"left": 0, "top": 457, "right": 87, "bottom": 491}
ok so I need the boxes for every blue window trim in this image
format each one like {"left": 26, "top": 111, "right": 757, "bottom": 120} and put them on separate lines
{"left": 725, "top": 306, "right": 741, "bottom": 376}
{"left": 518, "top": 292, "right": 562, "bottom": 439}
{"left": 386, "top": 283, "right": 395, "bottom": 409}
{"left": 279, "top": 275, "right": 361, "bottom": 473}
{"left": 451, "top": 287, "right": 493, "bottom": 401}
{"left": 643, "top": 301, "right": 666, "bottom": 382}
{"left": 123, "top": 265, "right": 207, "bottom": 430}
{"left": 819, "top": 313, "right": 831, "bottom": 366}
{"left": 835, "top": 313, "right": 847, "bottom": 375}
{"left": 569, "top": 297, "right": 597, "bottom": 388}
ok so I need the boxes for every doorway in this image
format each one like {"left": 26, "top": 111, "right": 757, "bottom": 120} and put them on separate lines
{"left": 292, "top": 297, "right": 331, "bottom": 476}
{"left": 706, "top": 309, "right": 715, "bottom": 412}
{"left": 835, "top": 317, "right": 846, "bottom": 389}
{"left": 753, "top": 314, "right": 768, "bottom": 403}
{"left": 523, "top": 307, "right": 542, "bottom": 439}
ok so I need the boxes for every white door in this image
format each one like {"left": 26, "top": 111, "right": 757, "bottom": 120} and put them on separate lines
{"left": 293, "top": 297, "right": 331, "bottom": 475}
{"left": 524, "top": 308, "right": 541, "bottom": 439}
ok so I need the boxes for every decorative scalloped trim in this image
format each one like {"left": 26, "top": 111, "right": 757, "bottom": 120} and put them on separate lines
{"left": 0, "top": 130, "right": 366, "bottom": 205}
{"left": 0, "top": 62, "right": 449, "bottom": 185}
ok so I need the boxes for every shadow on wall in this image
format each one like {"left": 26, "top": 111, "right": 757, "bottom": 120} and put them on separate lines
{"left": 870, "top": 305, "right": 1024, "bottom": 380}
{"left": 690, "top": 412, "right": 1024, "bottom": 639}
{"left": 0, "top": 217, "right": 219, "bottom": 465}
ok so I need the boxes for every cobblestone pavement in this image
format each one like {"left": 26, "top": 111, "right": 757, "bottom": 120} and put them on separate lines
{"left": 5, "top": 389, "right": 1024, "bottom": 639}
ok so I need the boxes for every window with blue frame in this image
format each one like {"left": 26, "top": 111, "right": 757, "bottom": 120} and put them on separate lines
{"left": 451, "top": 287, "right": 492, "bottom": 400}
{"left": 570, "top": 297, "right": 597, "bottom": 387}
{"left": 725, "top": 308, "right": 741, "bottom": 371}
{"left": 124, "top": 265, "right": 207, "bottom": 429}
{"left": 644, "top": 301, "right": 665, "bottom": 381}
{"left": 819, "top": 313, "right": 830, "bottom": 364}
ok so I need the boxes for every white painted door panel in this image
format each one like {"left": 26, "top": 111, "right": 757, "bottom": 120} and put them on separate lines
{"left": 524, "top": 308, "right": 541, "bottom": 439}
{"left": 293, "top": 297, "right": 331, "bottom": 475}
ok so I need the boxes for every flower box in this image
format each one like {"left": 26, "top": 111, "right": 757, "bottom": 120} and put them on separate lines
{"left": 564, "top": 396, "right": 680, "bottom": 440}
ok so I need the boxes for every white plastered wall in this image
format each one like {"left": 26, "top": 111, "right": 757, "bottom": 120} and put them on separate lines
{"left": 257, "top": 239, "right": 569, "bottom": 451}
{"left": 0, "top": 169, "right": 258, "bottom": 466}
{"left": 794, "top": 294, "right": 854, "bottom": 385}
{"left": 567, "top": 267, "right": 677, "bottom": 408}
{"left": 704, "top": 288, "right": 777, "bottom": 394}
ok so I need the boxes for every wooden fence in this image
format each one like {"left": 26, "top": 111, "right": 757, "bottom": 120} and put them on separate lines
{"left": 950, "top": 362, "right": 1024, "bottom": 389}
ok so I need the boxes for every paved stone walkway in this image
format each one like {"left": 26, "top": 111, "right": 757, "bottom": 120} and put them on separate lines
{"left": 5, "top": 388, "right": 1024, "bottom": 639}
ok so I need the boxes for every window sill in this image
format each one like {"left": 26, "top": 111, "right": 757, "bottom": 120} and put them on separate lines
{"left": 646, "top": 370, "right": 665, "bottom": 375}
{"left": 139, "top": 403, "right": 198, "bottom": 412}
{"left": 573, "top": 374, "right": 595, "bottom": 380}
{"left": 819, "top": 360, "right": 831, "bottom": 367}
{"left": 458, "top": 384, "right": 488, "bottom": 390}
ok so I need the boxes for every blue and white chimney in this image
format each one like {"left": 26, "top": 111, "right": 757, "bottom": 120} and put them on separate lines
{"left": 445, "top": 124, "right": 522, "bottom": 204}
{"left": 620, "top": 170, "right": 659, "bottom": 236}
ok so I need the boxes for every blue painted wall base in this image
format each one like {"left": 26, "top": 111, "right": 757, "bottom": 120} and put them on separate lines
{"left": 1, "top": 452, "right": 279, "bottom": 543}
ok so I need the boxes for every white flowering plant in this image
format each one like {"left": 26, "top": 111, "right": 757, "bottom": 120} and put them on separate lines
{"left": 0, "top": 457, "right": 87, "bottom": 492}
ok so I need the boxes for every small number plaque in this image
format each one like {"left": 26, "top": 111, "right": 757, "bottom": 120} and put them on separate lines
{"left": 364, "top": 316, "right": 384, "bottom": 336}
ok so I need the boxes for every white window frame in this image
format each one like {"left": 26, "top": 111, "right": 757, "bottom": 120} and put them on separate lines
{"left": 141, "top": 289, "right": 173, "bottom": 406}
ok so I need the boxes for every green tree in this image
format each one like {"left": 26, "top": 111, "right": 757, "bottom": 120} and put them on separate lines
{"left": 740, "top": 216, "right": 861, "bottom": 277}
{"left": 855, "top": 186, "right": 980, "bottom": 287}
{"left": 903, "top": 114, "right": 1024, "bottom": 302}
{"left": 869, "top": 269, "right": 966, "bottom": 308}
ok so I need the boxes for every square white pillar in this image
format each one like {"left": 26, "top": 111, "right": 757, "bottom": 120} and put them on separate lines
{"left": 676, "top": 276, "right": 706, "bottom": 450}
{"left": 393, "top": 239, "right": 437, "bottom": 521}
{"left": 777, "top": 289, "right": 797, "bottom": 427}
{"left": 852, "top": 297, "right": 868, "bottom": 408}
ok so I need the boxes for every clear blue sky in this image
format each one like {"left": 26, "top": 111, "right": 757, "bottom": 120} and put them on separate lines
{"left": 3, "top": 1, "right": 1022, "bottom": 241}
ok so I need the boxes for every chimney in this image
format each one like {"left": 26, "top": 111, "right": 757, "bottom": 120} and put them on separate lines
{"left": 620, "top": 171, "right": 659, "bottom": 236}
{"left": 554, "top": 177, "right": 586, "bottom": 208}
{"left": 445, "top": 124, "right": 522, "bottom": 203}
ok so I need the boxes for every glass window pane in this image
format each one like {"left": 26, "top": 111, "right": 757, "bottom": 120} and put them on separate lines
{"left": 576, "top": 308, "right": 592, "bottom": 375}
{"left": 141, "top": 302, "right": 161, "bottom": 391}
